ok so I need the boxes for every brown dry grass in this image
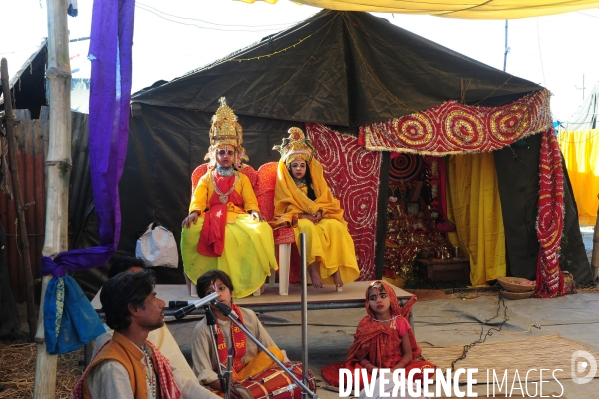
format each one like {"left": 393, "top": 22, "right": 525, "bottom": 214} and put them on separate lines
{"left": 576, "top": 284, "right": 599, "bottom": 294}
{"left": 402, "top": 288, "right": 450, "bottom": 301}
{"left": 448, "top": 285, "right": 599, "bottom": 300}
{"left": 447, "top": 290, "right": 500, "bottom": 300}
{"left": 0, "top": 342, "right": 84, "bottom": 399}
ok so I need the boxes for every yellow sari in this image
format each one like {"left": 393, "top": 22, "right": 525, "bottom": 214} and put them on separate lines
{"left": 273, "top": 159, "right": 360, "bottom": 284}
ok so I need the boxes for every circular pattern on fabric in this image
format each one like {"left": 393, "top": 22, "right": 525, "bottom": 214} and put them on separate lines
{"left": 394, "top": 115, "right": 434, "bottom": 147}
{"left": 306, "top": 123, "right": 381, "bottom": 280}
{"left": 490, "top": 105, "right": 530, "bottom": 142}
{"left": 364, "top": 90, "right": 552, "bottom": 154}
{"left": 389, "top": 153, "right": 422, "bottom": 183}
{"left": 444, "top": 110, "right": 484, "bottom": 149}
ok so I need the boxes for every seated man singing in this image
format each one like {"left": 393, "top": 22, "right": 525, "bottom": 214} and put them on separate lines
{"left": 73, "top": 270, "right": 220, "bottom": 399}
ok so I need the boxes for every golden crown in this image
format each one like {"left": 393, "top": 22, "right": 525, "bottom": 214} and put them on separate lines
{"left": 205, "top": 97, "right": 248, "bottom": 167}
{"left": 273, "top": 127, "right": 315, "bottom": 166}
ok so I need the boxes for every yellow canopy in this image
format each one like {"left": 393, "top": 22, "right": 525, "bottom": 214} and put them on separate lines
{"left": 241, "top": 0, "right": 599, "bottom": 19}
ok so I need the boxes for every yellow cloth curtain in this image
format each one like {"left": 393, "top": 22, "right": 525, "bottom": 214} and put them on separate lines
{"left": 559, "top": 130, "right": 599, "bottom": 226}
{"left": 446, "top": 152, "right": 506, "bottom": 286}
{"left": 281, "top": 1, "right": 599, "bottom": 19}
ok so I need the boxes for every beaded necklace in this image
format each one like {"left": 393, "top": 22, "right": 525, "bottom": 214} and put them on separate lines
{"left": 216, "top": 165, "right": 236, "bottom": 177}
{"left": 294, "top": 178, "right": 307, "bottom": 188}
{"left": 370, "top": 315, "right": 398, "bottom": 323}
{"left": 212, "top": 170, "right": 239, "bottom": 204}
{"left": 142, "top": 345, "right": 157, "bottom": 399}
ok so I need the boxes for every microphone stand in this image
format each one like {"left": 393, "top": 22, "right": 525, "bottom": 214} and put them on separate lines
{"left": 173, "top": 293, "right": 237, "bottom": 397}
{"left": 300, "top": 232, "right": 309, "bottom": 399}
{"left": 173, "top": 235, "right": 316, "bottom": 398}
{"left": 225, "top": 355, "right": 233, "bottom": 399}
{"left": 204, "top": 305, "right": 227, "bottom": 394}
{"left": 211, "top": 300, "right": 318, "bottom": 399}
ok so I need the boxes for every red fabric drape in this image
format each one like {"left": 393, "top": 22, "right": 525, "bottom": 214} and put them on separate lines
{"left": 535, "top": 130, "right": 565, "bottom": 297}
{"left": 305, "top": 123, "right": 381, "bottom": 280}
{"left": 197, "top": 175, "right": 244, "bottom": 257}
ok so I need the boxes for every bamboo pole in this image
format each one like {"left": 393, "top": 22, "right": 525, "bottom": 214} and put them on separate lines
{"left": 1, "top": 59, "right": 37, "bottom": 341}
{"left": 592, "top": 198, "right": 599, "bottom": 281}
{"left": 33, "top": 0, "right": 72, "bottom": 397}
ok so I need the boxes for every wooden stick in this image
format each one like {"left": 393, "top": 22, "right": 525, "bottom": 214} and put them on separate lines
{"left": 34, "top": 0, "right": 72, "bottom": 397}
{"left": 0, "top": 58, "right": 37, "bottom": 342}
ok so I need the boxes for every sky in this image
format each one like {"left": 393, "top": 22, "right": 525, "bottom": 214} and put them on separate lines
{"left": 1, "top": 0, "right": 599, "bottom": 122}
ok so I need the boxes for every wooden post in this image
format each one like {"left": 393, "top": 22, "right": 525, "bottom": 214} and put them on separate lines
{"left": 34, "top": 0, "right": 72, "bottom": 397}
{"left": 1, "top": 59, "right": 37, "bottom": 342}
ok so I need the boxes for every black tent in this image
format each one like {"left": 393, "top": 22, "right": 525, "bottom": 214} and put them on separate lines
{"left": 75, "top": 10, "right": 592, "bottom": 296}
{"left": 0, "top": 40, "right": 47, "bottom": 119}
{"left": 132, "top": 11, "right": 542, "bottom": 126}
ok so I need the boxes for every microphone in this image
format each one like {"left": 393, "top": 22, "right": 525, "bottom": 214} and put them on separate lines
{"left": 169, "top": 300, "right": 197, "bottom": 308}
{"left": 212, "top": 301, "right": 239, "bottom": 319}
{"left": 173, "top": 292, "right": 219, "bottom": 320}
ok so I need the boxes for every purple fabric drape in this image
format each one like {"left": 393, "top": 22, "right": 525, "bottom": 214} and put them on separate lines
{"left": 42, "top": 0, "right": 134, "bottom": 275}
{"left": 42, "top": 0, "right": 135, "bottom": 352}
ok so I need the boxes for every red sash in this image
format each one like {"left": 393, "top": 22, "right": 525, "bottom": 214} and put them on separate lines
{"left": 197, "top": 174, "right": 244, "bottom": 256}
{"left": 215, "top": 304, "right": 246, "bottom": 379}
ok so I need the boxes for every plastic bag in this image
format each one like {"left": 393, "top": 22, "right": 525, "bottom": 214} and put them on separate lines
{"left": 135, "top": 223, "right": 179, "bottom": 268}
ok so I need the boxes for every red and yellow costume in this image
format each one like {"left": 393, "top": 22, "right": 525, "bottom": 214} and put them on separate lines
{"left": 181, "top": 99, "right": 277, "bottom": 298}
{"left": 272, "top": 128, "right": 360, "bottom": 285}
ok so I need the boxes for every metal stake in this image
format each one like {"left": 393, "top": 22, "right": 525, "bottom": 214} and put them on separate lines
{"left": 300, "top": 232, "right": 309, "bottom": 398}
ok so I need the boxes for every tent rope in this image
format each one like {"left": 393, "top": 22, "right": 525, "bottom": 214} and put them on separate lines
{"left": 227, "top": 26, "right": 325, "bottom": 62}
{"left": 234, "top": 14, "right": 340, "bottom": 111}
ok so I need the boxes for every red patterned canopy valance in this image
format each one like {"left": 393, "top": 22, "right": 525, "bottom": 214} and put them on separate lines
{"left": 361, "top": 89, "right": 552, "bottom": 155}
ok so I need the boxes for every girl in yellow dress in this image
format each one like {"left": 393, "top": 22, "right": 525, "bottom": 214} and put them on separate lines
{"left": 272, "top": 127, "right": 360, "bottom": 291}
{"left": 181, "top": 98, "right": 277, "bottom": 298}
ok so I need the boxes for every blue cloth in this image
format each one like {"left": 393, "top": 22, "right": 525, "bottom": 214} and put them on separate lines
{"left": 43, "top": 276, "right": 105, "bottom": 355}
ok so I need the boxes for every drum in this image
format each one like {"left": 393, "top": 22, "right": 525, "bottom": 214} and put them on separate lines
{"left": 235, "top": 361, "right": 316, "bottom": 399}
